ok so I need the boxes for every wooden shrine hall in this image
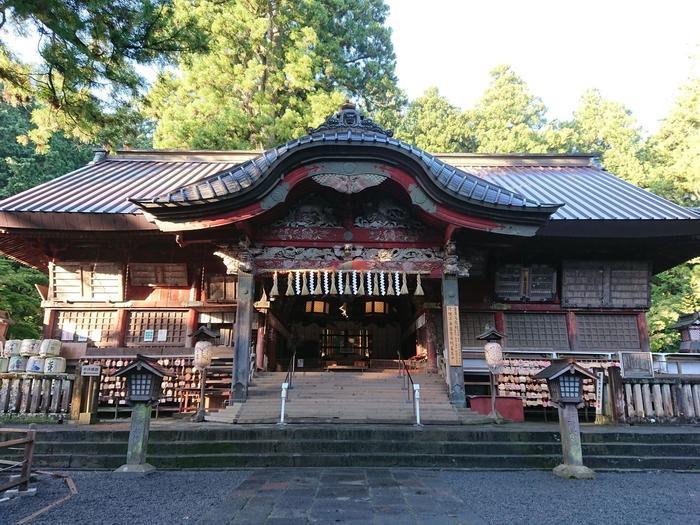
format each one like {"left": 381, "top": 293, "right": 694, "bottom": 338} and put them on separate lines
{"left": 0, "top": 103, "right": 699, "bottom": 422}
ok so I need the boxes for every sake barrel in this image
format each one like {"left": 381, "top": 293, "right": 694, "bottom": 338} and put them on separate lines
{"left": 44, "top": 357, "right": 66, "bottom": 374}
{"left": 5, "top": 339, "right": 21, "bottom": 356}
{"left": 20, "top": 339, "right": 40, "bottom": 356}
{"left": 8, "top": 355, "right": 27, "bottom": 372}
{"left": 26, "top": 356, "right": 45, "bottom": 374}
{"left": 40, "top": 339, "right": 62, "bottom": 357}
{"left": 0, "top": 357, "right": 8, "bottom": 373}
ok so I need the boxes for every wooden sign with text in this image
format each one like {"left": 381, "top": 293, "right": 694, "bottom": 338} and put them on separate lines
{"left": 445, "top": 305, "right": 462, "bottom": 367}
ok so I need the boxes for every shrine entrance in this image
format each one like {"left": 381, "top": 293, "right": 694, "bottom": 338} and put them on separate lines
{"left": 269, "top": 290, "right": 419, "bottom": 371}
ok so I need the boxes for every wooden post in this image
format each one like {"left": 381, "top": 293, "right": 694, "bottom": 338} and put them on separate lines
{"left": 267, "top": 327, "right": 278, "bottom": 371}
{"left": 232, "top": 270, "right": 254, "bottom": 402}
{"left": 633, "top": 383, "right": 644, "bottom": 418}
{"left": 641, "top": 383, "right": 653, "bottom": 417}
{"left": 20, "top": 425, "right": 36, "bottom": 491}
{"left": 652, "top": 384, "right": 664, "bottom": 418}
{"left": 42, "top": 309, "right": 57, "bottom": 339}
{"left": 683, "top": 384, "right": 695, "bottom": 418}
{"left": 661, "top": 384, "right": 673, "bottom": 417}
{"left": 70, "top": 373, "right": 84, "bottom": 421}
{"left": 565, "top": 312, "right": 579, "bottom": 351}
{"left": 636, "top": 313, "right": 651, "bottom": 353}
{"left": 186, "top": 308, "right": 199, "bottom": 349}
{"left": 607, "top": 367, "right": 625, "bottom": 423}
{"left": 116, "top": 309, "right": 128, "bottom": 347}
{"left": 255, "top": 313, "right": 267, "bottom": 371}
{"left": 441, "top": 274, "right": 465, "bottom": 407}
{"left": 693, "top": 385, "right": 700, "bottom": 417}
{"left": 425, "top": 312, "right": 438, "bottom": 374}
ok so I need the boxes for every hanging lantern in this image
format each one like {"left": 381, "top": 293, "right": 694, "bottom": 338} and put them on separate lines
{"left": 414, "top": 273, "right": 424, "bottom": 296}
{"left": 193, "top": 341, "right": 213, "bottom": 371}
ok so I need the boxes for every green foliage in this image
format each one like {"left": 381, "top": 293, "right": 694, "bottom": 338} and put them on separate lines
{"left": 563, "top": 89, "right": 647, "bottom": 185}
{"left": 645, "top": 77, "right": 700, "bottom": 206}
{"left": 146, "top": 0, "right": 401, "bottom": 149}
{"left": 470, "top": 65, "right": 550, "bottom": 154}
{"left": 648, "top": 261, "right": 700, "bottom": 352}
{"left": 394, "top": 87, "right": 474, "bottom": 152}
{"left": 0, "top": 259, "right": 46, "bottom": 339}
{"left": 0, "top": 0, "right": 204, "bottom": 149}
{"left": 0, "top": 101, "right": 93, "bottom": 197}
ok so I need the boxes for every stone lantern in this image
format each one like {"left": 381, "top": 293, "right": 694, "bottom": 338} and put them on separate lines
{"left": 113, "top": 354, "right": 168, "bottom": 474}
{"left": 534, "top": 358, "right": 596, "bottom": 479}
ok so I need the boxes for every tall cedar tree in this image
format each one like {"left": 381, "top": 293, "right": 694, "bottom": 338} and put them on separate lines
{"left": 0, "top": 0, "right": 204, "bottom": 149}
{"left": 146, "top": 0, "right": 403, "bottom": 149}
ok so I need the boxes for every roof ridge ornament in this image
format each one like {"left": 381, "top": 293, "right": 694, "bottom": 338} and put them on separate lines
{"left": 309, "top": 101, "right": 393, "bottom": 137}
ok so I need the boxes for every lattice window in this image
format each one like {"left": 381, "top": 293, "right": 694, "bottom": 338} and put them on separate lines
{"left": 505, "top": 313, "right": 569, "bottom": 349}
{"left": 577, "top": 314, "right": 640, "bottom": 350}
{"left": 495, "top": 265, "right": 556, "bottom": 302}
{"left": 52, "top": 310, "right": 119, "bottom": 346}
{"left": 126, "top": 310, "right": 187, "bottom": 346}
{"left": 562, "top": 261, "right": 649, "bottom": 308}
{"left": 50, "top": 262, "right": 123, "bottom": 301}
{"left": 129, "top": 263, "right": 188, "bottom": 286}
{"left": 207, "top": 274, "right": 237, "bottom": 303}
{"left": 460, "top": 312, "right": 496, "bottom": 347}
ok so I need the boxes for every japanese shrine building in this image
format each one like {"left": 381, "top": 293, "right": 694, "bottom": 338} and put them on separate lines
{"left": 1, "top": 104, "right": 699, "bottom": 416}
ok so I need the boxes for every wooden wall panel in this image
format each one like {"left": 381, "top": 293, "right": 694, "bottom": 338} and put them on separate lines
{"left": 460, "top": 312, "right": 496, "bottom": 348}
{"left": 562, "top": 261, "right": 649, "bottom": 308}
{"left": 52, "top": 310, "right": 119, "bottom": 347}
{"left": 50, "top": 262, "right": 123, "bottom": 301}
{"left": 577, "top": 314, "right": 641, "bottom": 350}
{"left": 126, "top": 310, "right": 188, "bottom": 347}
{"left": 504, "top": 313, "right": 569, "bottom": 349}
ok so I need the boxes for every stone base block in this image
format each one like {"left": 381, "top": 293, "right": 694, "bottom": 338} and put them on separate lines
{"left": 552, "top": 463, "right": 596, "bottom": 480}
{"left": 114, "top": 463, "right": 156, "bottom": 475}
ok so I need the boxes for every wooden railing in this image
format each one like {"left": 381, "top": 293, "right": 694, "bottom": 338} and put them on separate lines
{"left": 621, "top": 377, "right": 700, "bottom": 423}
{"left": 0, "top": 425, "right": 36, "bottom": 492}
{"left": 0, "top": 373, "right": 74, "bottom": 416}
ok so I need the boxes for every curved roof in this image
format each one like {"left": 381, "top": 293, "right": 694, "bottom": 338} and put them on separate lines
{"left": 131, "top": 105, "right": 562, "bottom": 228}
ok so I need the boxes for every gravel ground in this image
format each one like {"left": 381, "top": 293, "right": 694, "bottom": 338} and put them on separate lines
{"left": 1, "top": 470, "right": 699, "bottom": 525}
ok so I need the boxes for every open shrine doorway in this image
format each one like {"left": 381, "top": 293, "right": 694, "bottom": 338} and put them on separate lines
{"left": 271, "top": 293, "right": 418, "bottom": 371}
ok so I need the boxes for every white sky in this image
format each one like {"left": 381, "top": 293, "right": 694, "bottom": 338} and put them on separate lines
{"left": 387, "top": 0, "right": 699, "bottom": 134}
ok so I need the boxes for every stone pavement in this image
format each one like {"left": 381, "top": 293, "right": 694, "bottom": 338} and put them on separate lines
{"left": 197, "top": 468, "right": 481, "bottom": 525}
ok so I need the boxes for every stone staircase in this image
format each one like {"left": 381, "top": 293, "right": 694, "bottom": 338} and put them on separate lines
{"left": 4, "top": 424, "right": 699, "bottom": 471}
{"left": 205, "top": 369, "right": 490, "bottom": 425}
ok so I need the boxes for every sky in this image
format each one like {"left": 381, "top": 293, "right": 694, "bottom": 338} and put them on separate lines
{"left": 386, "top": 0, "right": 699, "bottom": 134}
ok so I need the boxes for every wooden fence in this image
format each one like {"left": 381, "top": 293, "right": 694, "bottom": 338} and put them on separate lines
{"left": 621, "top": 377, "right": 700, "bottom": 423}
{"left": 0, "top": 425, "right": 36, "bottom": 492}
{"left": 0, "top": 374, "right": 74, "bottom": 416}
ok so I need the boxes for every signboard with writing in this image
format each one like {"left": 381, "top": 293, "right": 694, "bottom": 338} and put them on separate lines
{"left": 595, "top": 371, "right": 604, "bottom": 414}
{"left": 81, "top": 364, "right": 101, "bottom": 377}
{"left": 445, "top": 305, "right": 462, "bottom": 367}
